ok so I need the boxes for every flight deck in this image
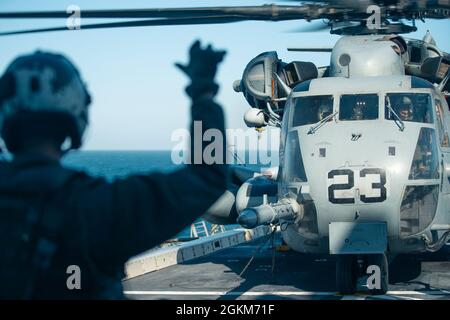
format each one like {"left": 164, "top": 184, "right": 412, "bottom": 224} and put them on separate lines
{"left": 123, "top": 233, "right": 450, "bottom": 301}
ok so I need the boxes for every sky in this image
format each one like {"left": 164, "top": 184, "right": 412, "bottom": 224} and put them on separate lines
{"left": 0, "top": 0, "right": 449, "bottom": 150}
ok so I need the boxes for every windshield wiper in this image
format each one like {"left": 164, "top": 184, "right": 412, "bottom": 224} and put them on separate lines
{"left": 308, "top": 111, "right": 338, "bottom": 135}
{"left": 386, "top": 97, "right": 405, "bottom": 131}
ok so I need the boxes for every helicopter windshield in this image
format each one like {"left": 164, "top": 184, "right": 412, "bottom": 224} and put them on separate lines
{"left": 385, "top": 93, "right": 433, "bottom": 124}
{"left": 339, "top": 94, "right": 379, "bottom": 121}
{"left": 292, "top": 95, "right": 334, "bottom": 127}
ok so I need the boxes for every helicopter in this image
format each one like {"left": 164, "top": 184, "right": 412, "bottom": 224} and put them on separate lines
{"left": 1, "top": 0, "right": 450, "bottom": 295}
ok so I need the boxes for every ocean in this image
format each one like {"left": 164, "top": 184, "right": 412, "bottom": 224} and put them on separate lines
{"left": 62, "top": 150, "right": 178, "bottom": 179}
{"left": 62, "top": 150, "right": 272, "bottom": 178}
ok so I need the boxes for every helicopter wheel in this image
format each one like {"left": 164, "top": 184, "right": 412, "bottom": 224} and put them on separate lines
{"left": 367, "top": 253, "right": 389, "bottom": 295}
{"left": 336, "top": 255, "right": 357, "bottom": 294}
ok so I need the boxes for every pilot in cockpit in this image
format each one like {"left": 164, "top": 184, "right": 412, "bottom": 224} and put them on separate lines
{"left": 317, "top": 102, "right": 332, "bottom": 121}
{"left": 351, "top": 100, "right": 366, "bottom": 120}
{"left": 398, "top": 97, "right": 414, "bottom": 121}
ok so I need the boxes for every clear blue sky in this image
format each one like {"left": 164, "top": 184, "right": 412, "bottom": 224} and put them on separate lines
{"left": 0, "top": 0, "right": 449, "bottom": 150}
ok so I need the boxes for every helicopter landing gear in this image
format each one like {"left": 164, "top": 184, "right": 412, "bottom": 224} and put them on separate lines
{"left": 336, "top": 255, "right": 358, "bottom": 294}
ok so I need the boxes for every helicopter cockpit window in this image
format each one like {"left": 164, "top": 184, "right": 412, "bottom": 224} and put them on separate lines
{"left": 385, "top": 93, "right": 433, "bottom": 123}
{"left": 282, "top": 131, "right": 307, "bottom": 183}
{"left": 292, "top": 95, "right": 333, "bottom": 127}
{"left": 400, "top": 185, "right": 438, "bottom": 237}
{"left": 408, "top": 127, "right": 440, "bottom": 180}
{"left": 339, "top": 94, "right": 378, "bottom": 121}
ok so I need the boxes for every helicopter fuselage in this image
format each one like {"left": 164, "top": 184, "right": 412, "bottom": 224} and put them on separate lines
{"left": 279, "top": 75, "right": 450, "bottom": 255}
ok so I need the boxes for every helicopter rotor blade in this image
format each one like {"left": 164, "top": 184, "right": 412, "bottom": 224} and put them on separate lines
{"left": 279, "top": 0, "right": 450, "bottom": 9}
{"left": 0, "top": 4, "right": 356, "bottom": 37}
{"left": 0, "top": 4, "right": 338, "bottom": 20}
{"left": 277, "top": 0, "right": 375, "bottom": 9}
{"left": 287, "top": 47, "right": 333, "bottom": 52}
{"left": 0, "top": 17, "right": 252, "bottom": 36}
{"left": 0, "top": 2, "right": 448, "bottom": 36}
{"left": 0, "top": 2, "right": 448, "bottom": 20}
{"left": 0, "top": 4, "right": 349, "bottom": 36}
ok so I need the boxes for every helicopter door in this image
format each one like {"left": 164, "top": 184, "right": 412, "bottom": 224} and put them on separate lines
{"left": 435, "top": 98, "right": 450, "bottom": 194}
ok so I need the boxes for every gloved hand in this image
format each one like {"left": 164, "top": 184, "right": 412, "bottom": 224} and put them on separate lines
{"left": 176, "top": 40, "right": 226, "bottom": 100}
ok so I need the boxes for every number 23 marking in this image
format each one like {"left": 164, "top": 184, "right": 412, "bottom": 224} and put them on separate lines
{"left": 328, "top": 168, "right": 387, "bottom": 204}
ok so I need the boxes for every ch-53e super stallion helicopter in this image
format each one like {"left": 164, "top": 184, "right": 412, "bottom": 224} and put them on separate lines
{"left": 1, "top": 0, "right": 450, "bottom": 295}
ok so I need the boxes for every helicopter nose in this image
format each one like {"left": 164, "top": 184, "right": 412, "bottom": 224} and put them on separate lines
{"left": 237, "top": 209, "right": 258, "bottom": 229}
